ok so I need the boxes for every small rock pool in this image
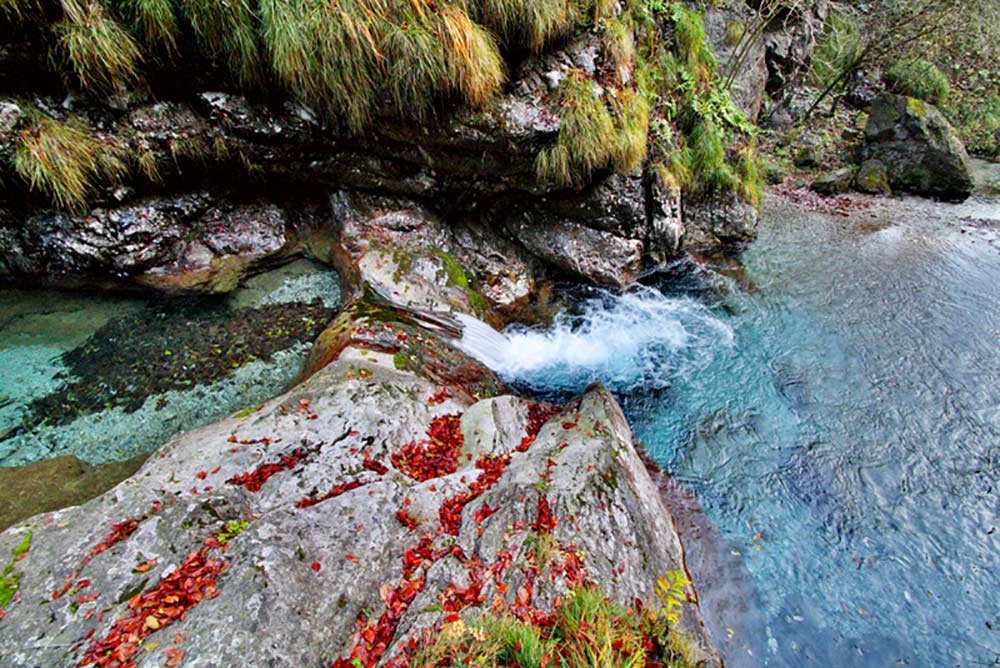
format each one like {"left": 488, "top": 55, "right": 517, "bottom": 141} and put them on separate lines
{"left": 0, "top": 259, "right": 340, "bottom": 523}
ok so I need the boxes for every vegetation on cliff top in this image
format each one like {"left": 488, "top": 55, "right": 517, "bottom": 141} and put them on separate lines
{"left": 2, "top": 0, "right": 759, "bottom": 213}
{"left": 2, "top": 0, "right": 603, "bottom": 130}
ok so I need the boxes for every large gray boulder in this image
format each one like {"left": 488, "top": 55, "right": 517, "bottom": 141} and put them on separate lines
{"left": 682, "top": 189, "right": 760, "bottom": 250}
{"left": 862, "top": 94, "right": 974, "bottom": 200}
{"left": 0, "top": 298, "right": 719, "bottom": 668}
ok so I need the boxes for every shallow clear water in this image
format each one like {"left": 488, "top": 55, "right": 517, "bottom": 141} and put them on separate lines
{"left": 461, "top": 194, "right": 1000, "bottom": 666}
{"left": 0, "top": 259, "right": 340, "bottom": 466}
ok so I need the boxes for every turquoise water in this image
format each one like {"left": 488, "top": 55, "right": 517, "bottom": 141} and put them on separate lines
{"left": 0, "top": 259, "right": 340, "bottom": 466}
{"left": 468, "top": 194, "right": 1000, "bottom": 666}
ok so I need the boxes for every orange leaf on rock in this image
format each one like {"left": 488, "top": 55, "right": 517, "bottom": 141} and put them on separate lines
{"left": 134, "top": 559, "right": 157, "bottom": 573}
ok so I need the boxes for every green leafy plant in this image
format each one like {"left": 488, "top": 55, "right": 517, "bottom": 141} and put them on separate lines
{"left": 0, "top": 531, "right": 31, "bottom": 608}
{"left": 216, "top": 520, "right": 249, "bottom": 544}
{"left": 655, "top": 569, "right": 691, "bottom": 625}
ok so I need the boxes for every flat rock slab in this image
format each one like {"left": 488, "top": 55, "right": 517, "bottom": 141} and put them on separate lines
{"left": 0, "top": 330, "right": 718, "bottom": 667}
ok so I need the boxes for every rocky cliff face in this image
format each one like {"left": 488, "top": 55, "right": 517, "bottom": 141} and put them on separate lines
{"left": 0, "top": 3, "right": 765, "bottom": 294}
{"left": 0, "top": 199, "right": 721, "bottom": 667}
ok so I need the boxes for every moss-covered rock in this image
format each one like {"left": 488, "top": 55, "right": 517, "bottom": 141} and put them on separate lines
{"left": 862, "top": 94, "right": 974, "bottom": 200}
{"left": 854, "top": 159, "right": 891, "bottom": 194}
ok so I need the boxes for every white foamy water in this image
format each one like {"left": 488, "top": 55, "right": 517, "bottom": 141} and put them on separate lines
{"left": 455, "top": 285, "right": 734, "bottom": 393}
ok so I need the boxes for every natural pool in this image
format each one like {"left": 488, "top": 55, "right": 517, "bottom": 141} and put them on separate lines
{"left": 463, "top": 193, "right": 1000, "bottom": 666}
{"left": 0, "top": 259, "right": 341, "bottom": 470}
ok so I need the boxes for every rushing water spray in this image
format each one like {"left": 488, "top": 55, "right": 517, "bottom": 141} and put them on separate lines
{"left": 455, "top": 285, "right": 734, "bottom": 395}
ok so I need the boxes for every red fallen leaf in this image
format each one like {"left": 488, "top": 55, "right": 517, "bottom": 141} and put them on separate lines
{"left": 561, "top": 421, "right": 578, "bottom": 430}
{"left": 518, "top": 403, "right": 562, "bottom": 452}
{"left": 79, "top": 542, "right": 227, "bottom": 667}
{"left": 298, "top": 399, "right": 310, "bottom": 413}
{"left": 76, "top": 579, "right": 91, "bottom": 589}
{"left": 164, "top": 647, "right": 185, "bottom": 666}
{"left": 390, "top": 414, "right": 463, "bottom": 482}
{"left": 445, "top": 613, "right": 461, "bottom": 623}
{"left": 473, "top": 502, "right": 499, "bottom": 524}
{"left": 402, "top": 497, "right": 412, "bottom": 506}
{"left": 427, "top": 388, "right": 451, "bottom": 405}
{"left": 174, "top": 632, "right": 184, "bottom": 643}
{"left": 296, "top": 478, "right": 367, "bottom": 509}
{"left": 345, "top": 554, "right": 360, "bottom": 563}
{"left": 227, "top": 448, "right": 308, "bottom": 492}
{"left": 349, "top": 430, "right": 360, "bottom": 437}
{"left": 134, "top": 559, "right": 157, "bottom": 574}
{"left": 395, "top": 510, "right": 418, "bottom": 531}
{"left": 210, "top": 466, "right": 220, "bottom": 474}
{"left": 195, "top": 471, "right": 207, "bottom": 480}
{"left": 362, "top": 458, "right": 389, "bottom": 475}
{"left": 0, "top": 610, "right": 5, "bottom": 620}
{"left": 311, "top": 562, "right": 321, "bottom": 572}
{"left": 533, "top": 496, "right": 557, "bottom": 534}
{"left": 77, "top": 593, "right": 99, "bottom": 604}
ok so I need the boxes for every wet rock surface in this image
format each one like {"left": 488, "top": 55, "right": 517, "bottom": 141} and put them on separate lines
{"left": 0, "top": 195, "right": 305, "bottom": 292}
{"left": 682, "top": 189, "right": 760, "bottom": 250}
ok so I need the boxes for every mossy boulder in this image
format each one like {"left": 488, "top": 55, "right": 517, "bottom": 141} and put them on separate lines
{"left": 855, "top": 160, "right": 891, "bottom": 194}
{"left": 862, "top": 94, "right": 974, "bottom": 200}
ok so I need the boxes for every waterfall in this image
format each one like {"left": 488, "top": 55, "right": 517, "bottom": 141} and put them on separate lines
{"left": 453, "top": 285, "right": 734, "bottom": 395}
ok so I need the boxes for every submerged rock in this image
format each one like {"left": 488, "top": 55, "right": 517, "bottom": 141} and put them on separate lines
{"left": 0, "top": 453, "right": 148, "bottom": 532}
{"left": 862, "top": 94, "right": 974, "bottom": 200}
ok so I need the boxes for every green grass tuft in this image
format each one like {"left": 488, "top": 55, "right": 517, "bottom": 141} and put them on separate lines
{"left": 0, "top": 0, "right": 38, "bottom": 21}
{"left": 123, "top": 0, "right": 180, "bottom": 57}
{"left": 412, "top": 584, "right": 693, "bottom": 668}
{"left": 469, "top": 0, "right": 581, "bottom": 52}
{"left": 602, "top": 15, "right": 636, "bottom": 78}
{"left": 884, "top": 58, "right": 950, "bottom": 106}
{"left": 536, "top": 71, "right": 617, "bottom": 187}
{"left": 13, "top": 115, "right": 128, "bottom": 212}
{"left": 184, "top": 0, "right": 262, "bottom": 88}
{"left": 56, "top": 0, "right": 143, "bottom": 93}
{"left": 610, "top": 86, "right": 650, "bottom": 173}
{"left": 671, "top": 4, "right": 714, "bottom": 76}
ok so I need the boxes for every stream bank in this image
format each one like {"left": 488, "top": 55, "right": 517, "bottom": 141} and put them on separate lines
{"left": 0, "top": 193, "right": 720, "bottom": 667}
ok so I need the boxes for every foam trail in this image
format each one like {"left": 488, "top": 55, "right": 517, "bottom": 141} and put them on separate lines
{"left": 454, "top": 285, "right": 734, "bottom": 394}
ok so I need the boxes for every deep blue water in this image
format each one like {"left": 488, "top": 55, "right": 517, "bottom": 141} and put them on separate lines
{"left": 467, "top": 194, "right": 1000, "bottom": 666}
